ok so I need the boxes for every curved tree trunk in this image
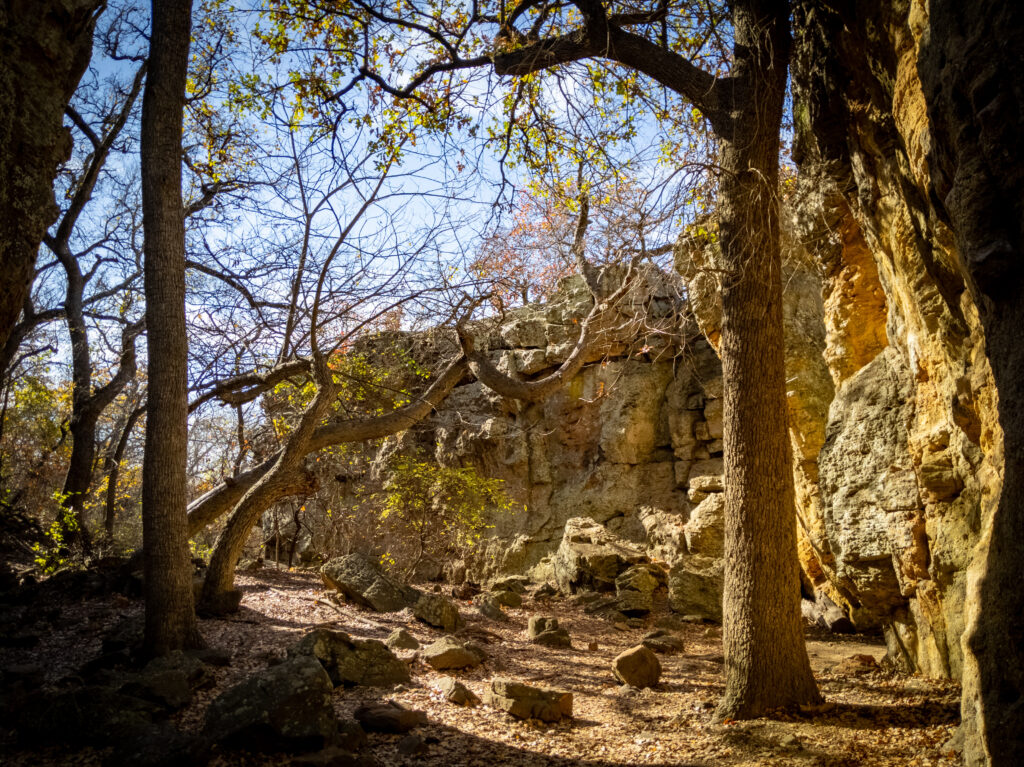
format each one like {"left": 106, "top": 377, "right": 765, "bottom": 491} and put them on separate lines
{"left": 716, "top": 0, "right": 821, "bottom": 719}
{"left": 140, "top": 0, "right": 202, "bottom": 656}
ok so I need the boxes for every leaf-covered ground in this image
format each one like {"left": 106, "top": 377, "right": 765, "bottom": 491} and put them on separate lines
{"left": 0, "top": 568, "right": 961, "bottom": 766}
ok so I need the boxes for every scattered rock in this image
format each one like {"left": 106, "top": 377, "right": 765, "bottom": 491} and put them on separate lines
{"left": 353, "top": 701, "right": 427, "bottom": 733}
{"left": 422, "top": 637, "right": 482, "bottom": 670}
{"left": 203, "top": 655, "right": 337, "bottom": 751}
{"left": 414, "top": 592, "right": 465, "bottom": 632}
{"left": 450, "top": 582, "right": 480, "bottom": 600}
{"left": 386, "top": 629, "right": 419, "bottom": 650}
{"left": 553, "top": 517, "right": 648, "bottom": 594}
{"left": 436, "top": 677, "right": 480, "bottom": 707}
{"left": 534, "top": 583, "right": 558, "bottom": 599}
{"left": 397, "top": 733, "right": 428, "bottom": 756}
{"left": 527, "top": 615, "right": 559, "bottom": 638}
{"left": 491, "top": 589, "right": 523, "bottom": 608}
{"left": 289, "top": 629, "right": 411, "bottom": 687}
{"left": 668, "top": 555, "right": 723, "bottom": 622}
{"left": 337, "top": 719, "right": 368, "bottom": 752}
{"left": 16, "top": 686, "right": 160, "bottom": 746}
{"left": 484, "top": 678, "right": 573, "bottom": 722}
{"left": 474, "top": 593, "right": 507, "bottom": 622}
{"left": 613, "top": 645, "right": 661, "bottom": 688}
{"left": 490, "top": 576, "right": 529, "bottom": 594}
{"left": 105, "top": 722, "right": 209, "bottom": 767}
{"left": 320, "top": 553, "right": 420, "bottom": 613}
{"left": 641, "top": 629, "right": 685, "bottom": 654}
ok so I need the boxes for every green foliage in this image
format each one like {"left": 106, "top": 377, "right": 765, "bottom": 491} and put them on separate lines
{"left": 366, "top": 452, "right": 516, "bottom": 575}
{"left": 30, "top": 491, "right": 79, "bottom": 574}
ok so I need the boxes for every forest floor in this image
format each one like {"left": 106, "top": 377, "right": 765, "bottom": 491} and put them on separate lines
{"left": 0, "top": 568, "right": 961, "bottom": 767}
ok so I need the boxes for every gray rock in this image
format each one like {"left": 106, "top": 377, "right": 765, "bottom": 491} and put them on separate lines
{"left": 491, "top": 589, "right": 523, "bottom": 608}
{"left": 683, "top": 493, "right": 725, "bottom": 557}
{"left": 436, "top": 677, "right": 480, "bottom": 707}
{"left": 668, "top": 554, "right": 723, "bottom": 622}
{"left": 353, "top": 701, "right": 427, "bottom": 733}
{"left": 527, "top": 615, "right": 560, "bottom": 638}
{"left": 474, "top": 593, "right": 507, "bottom": 621}
{"left": 484, "top": 678, "right": 573, "bottom": 722}
{"left": 490, "top": 576, "right": 529, "bottom": 594}
{"left": 289, "top": 629, "right": 410, "bottom": 687}
{"left": 613, "top": 645, "right": 661, "bottom": 688}
{"left": 203, "top": 655, "right": 337, "bottom": 751}
{"left": 386, "top": 629, "right": 419, "bottom": 650}
{"left": 16, "top": 686, "right": 160, "bottom": 747}
{"left": 413, "top": 592, "right": 464, "bottom": 632}
{"left": 422, "top": 637, "right": 482, "bottom": 670}
{"left": 532, "top": 629, "right": 572, "bottom": 648}
{"left": 553, "top": 518, "right": 649, "bottom": 594}
{"left": 641, "top": 629, "right": 685, "bottom": 654}
{"left": 320, "top": 553, "right": 420, "bottom": 613}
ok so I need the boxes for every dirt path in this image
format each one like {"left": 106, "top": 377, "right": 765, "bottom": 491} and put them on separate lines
{"left": 0, "top": 569, "right": 960, "bottom": 766}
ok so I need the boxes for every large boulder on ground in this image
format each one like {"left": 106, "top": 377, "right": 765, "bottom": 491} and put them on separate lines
{"left": 413, "top": 592, "right": 464, "bottom": 632}
{"left": 203, "top": 655, "right": 337, "bottom": 751}
{"left": 527, "top": 615, "right": 572, "bottom": 648}
{"left": 289, "top": 629, "right": 410, "bottom": 687}
{"left": 386, "top": 629, "right": 420, "bottom": 650}
{"left": 614, "top": 563, "right": 664, "bottom": 617}
{"left": 421, "top": 637, "right": 483, "bottom": 670}
{"left": 353, "top": 702, "right": 427, "bottom": 733}
{"left": 16, "top": 686, "right": 160, "bottom": 747}
{"left": 436, "top": 677, "right": 480, "bottom": 707}
{"left": 320, "top": 553, "right": 420, "bottom": 613}
{"left": 473, "top": 593, "right": 507, "bottom": 621}
{"left": 641, "top": 629, "right": 685, "bottom": 654}
{"left": 484, "top": 679, "right": 573, "bottom": 722}
{"left": 683, "top": 493, "right": 725, "bottom": 557}
{"left": 668, "top": 555, "right": 723, "bottom": 622}
{"left": 552, "top": 517, "right": 648, "bottom": 594}
{"left": 613, "top": 645, "right": 661, "bottom": 688}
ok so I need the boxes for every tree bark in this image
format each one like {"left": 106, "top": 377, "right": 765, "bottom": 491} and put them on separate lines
{"left": 140, "top": 0, "right": 202, "bottom": 655}
{"left": 715, "top": 0, "right": 821, "bottom": 719}
{"left": 0, "top": 0, "right": 100, "bottom": 350}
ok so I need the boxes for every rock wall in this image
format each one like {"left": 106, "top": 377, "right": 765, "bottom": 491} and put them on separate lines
{"left": 789, "top": 0, "right": 1001, "bottom": 683}
{"left": 397, "top": 270, "right": 730, "bottom": 591}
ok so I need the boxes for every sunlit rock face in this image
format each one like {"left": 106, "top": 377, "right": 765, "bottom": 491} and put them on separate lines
{"left": 788, "top": 0, "right": 1001, "bottom": 680}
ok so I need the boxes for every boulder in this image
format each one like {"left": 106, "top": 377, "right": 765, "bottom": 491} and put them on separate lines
{"left": 422, "top": 637, "right": 482, "bottom": 670}
{"left": 527, "top": 615, "right": 572, "bottom": 648}
{"left": 105, "top": 722, "right": 209, "bottom": 767}
{"left": 16, "top": 686, "right": 160, "bottom": 747}
{"left": 353, "top": 701, "right": 427, "bottom": 733}
{"left": 641, "top": 630, "right": 685, "bottom": 654}
{"left": 413, "top": 592, "right": 464, "bottom": 632}
{"left": 473, "top": 593, "right": 507, "bottom": 622}
{"left": 484, "top": 679, "right": 573, "bottom": 722}
{"left": 386, "top": 629, "right": 420, "bottom": 650}
{"left": 683, "top": 493, "right": 725, "bottom": 557}
{"left": 490, "top": 576, "right": 529, "bottom": 594}
{"left": 614, "top": 563, "right": 664, "bottom": 617}
{"left": 320, "top": 553, "right": 420, "bottom": 613}
{"left": 552, "top": 517, "right": 648, "bottom": 594}
{"left": 436, "top": 677, "right": 480, "bottom": 707}
{"left": 613, "top": 645, "right": 661, "bottom": 688}
{"left": 289, "top": 629, "right": 410, "bottom": 687}
{"left": 686, "top": 458, "right": 724, "bottom": 494}
{"left": 491, "top": 589, "right": 523, "bottom": 608}
{"left": 668, "top": 555, "right": 723, "bottom": 622}
{"left": 203, "top": 655, "right": 337, "bottom": 751}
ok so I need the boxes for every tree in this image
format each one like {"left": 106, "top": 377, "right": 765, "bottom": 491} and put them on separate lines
{"left": 0, "top": 0, "right": 102, "bottom": 351}
{"left": 140, "top": 0, "right": 203, "bottom": 655}
{"left": 261, "top": 0, "right": 820, "bottom": 717}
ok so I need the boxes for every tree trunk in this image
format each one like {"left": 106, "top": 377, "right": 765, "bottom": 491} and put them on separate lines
{"left": 716, "top": 0, "right": 821, "bottom": 720}
{"left": 104, "top": 404, "right": 144, "bottom": 539}
{"left": 200, "top": 383, "right": 335, "bottom": 614}
{"left": 140, "top": 0, "right": 202, "bottom": 655}
{"left": 0, "top": 0, "right": 100, "bottom": 349}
